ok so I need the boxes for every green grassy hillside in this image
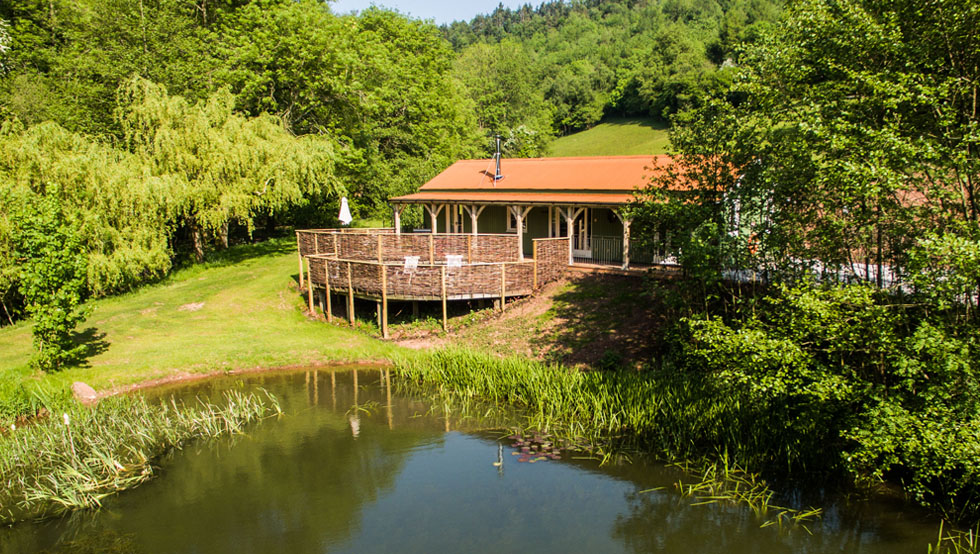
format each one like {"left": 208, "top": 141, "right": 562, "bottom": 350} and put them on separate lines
{"left": 0, "top": 239, "right": 396, "bottom": 406}
{"left": 546, "top": 117, "right": 670, "bottom": 157}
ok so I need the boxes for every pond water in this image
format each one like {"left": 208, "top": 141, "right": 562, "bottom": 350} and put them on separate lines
{"left": 1, "top": 368, "right": 942, "bottom": 553}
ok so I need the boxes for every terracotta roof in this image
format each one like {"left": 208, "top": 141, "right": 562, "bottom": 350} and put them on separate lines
{"left": 390, "top": 155, "right": 685, "bottom": 205}
{"left": 389, "top": 191, "right": 635, "bottom": 206}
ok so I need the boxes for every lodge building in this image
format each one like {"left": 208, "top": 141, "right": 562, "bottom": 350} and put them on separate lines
{"left": 296, "top": 155, "right": 682, "bottom": 337}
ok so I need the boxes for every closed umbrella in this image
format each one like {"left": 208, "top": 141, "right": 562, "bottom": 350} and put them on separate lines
{"left": 338, "top": 197, "right": 353, "bottom": 226}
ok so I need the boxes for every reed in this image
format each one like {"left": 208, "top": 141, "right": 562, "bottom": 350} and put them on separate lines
{"left": 0, "top": 389, "right": 280, "bottom": 524}
{"left": 929, "top": 521, "right": 980, "bottom": 554}
{"left": 390, "top": 348, "right": 823, "bottom": 526}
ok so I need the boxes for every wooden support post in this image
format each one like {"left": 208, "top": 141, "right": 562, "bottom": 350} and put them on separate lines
{"left": 467, "top": 235, "right": 473, "bottom": 263}
{"left": 622, "top": 217, "right": 631, "bottom": 270}
{"left": 500, "top": 264, "right": 506, "bottom": 312}
{"left": 314, "top": 233, "right": 319, "bottom": 254}
{"left": 376, "top": 301, "right": 382, "bottom": 330}
{"left": 380, "top": 265, "right": 389, "bottom": 339}
{"left": 393, "top": 205, "right": 402, "bottom": 235}
{"left": 533, "top": 241, "right": 539, "bottom": 289}
{"left": 440, "top": 266, "right": 447, "bottom": 331}
{"left": 466, "top": 204, "right": 485, "bottom": 236}
{"left": 306, "top": 258, "right": 314, "bottom": 312}
{"left": 297, "top": 249, "right": 304, "bottom": 288}
{"left": 443, "top": 203, "right": 450, "bottom": 234}
{"left": 324, "top": 261, "right": 332, "bottom": 323}
{"left": 509, "top": 205, "right": 532, "bottom": 260}
{"left": 428, "top": 234, "right": 434, "bottom": 264}
{"left": 347, "top": 262, "right": 355, "bottom": 325}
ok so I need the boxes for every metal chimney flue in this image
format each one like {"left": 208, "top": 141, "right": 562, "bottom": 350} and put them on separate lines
{"left": 494, "top": 135, "right": 503, "bottom": 182}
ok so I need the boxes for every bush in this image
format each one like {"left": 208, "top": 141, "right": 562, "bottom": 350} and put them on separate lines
{"left": 670, "top": 282, "right": 980, "bottom": 521}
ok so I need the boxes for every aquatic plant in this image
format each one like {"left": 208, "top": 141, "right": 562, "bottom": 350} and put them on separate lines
{"left": 0, "top": 389, "right": 280, "bottom": 524}
{"left": 390, "top": 348, "right": 823, "bottom": 523}
{"left": 928, "top": 521, "right": 980, "bottom": 554}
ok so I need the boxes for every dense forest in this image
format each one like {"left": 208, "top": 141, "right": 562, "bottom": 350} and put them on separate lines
{"left": 445, "top": 0, "right": 781, "bottom": 138}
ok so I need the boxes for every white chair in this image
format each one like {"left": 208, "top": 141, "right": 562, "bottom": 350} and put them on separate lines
{"left": 446, "top": 254, "right": 463, "bottom": 268}
{"left": 404, "top": 256, "right": 420, "bottom": 271}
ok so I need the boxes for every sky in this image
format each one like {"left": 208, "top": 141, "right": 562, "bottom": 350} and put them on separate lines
{"left": 328, "top": 0, "right": 531, "bottom": 25}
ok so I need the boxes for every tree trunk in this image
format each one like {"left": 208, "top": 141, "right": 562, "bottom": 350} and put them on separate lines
{"left": 188, "top": 217, "right": 205, "bottom": 262}
{"left": 1, "top": 296, "right": 13, "bottom": 326}
{"left": 219, "top": 221, "right": 229, "bottom": 250}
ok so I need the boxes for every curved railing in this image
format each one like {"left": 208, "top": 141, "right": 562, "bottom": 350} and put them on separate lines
{"left": 296, "top": 228, "right": 568, "bottom": 302}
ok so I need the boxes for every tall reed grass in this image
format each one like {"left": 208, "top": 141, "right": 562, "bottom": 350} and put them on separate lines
{"left": 390, "top": 348, "right": 823, "bottom": 527}
{"left": 0, "top": 389, "right": 280, "bottom": 524}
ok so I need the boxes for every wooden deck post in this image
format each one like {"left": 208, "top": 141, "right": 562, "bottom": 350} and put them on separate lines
{"left": 509, "top": 205, "right": 532, "bottom": 260}
{"left": 314, "top": 233, "right": 319, "bottom": 254}
{"left": 440, "top": 266, "right": 447, "bottom": 331}
{"left": 297, "top": 240, "right": 304, "bottom": 288}
{"left": 393, "top": 205, "right": 402, "bottom": 235}
{"left": 306, "top": 258, "right": 314, "bottom": 312}
{"left": 500, "top": 264, "right": 506, "bottom": 312}
{"left": 467, "top": 235, "right": 473, "bottom": 263}
{"left": 324, "top": 261, "right": 332, "bottom": 322}
{"left": 533, "top": 241, "right": 539, "bottom": 289}
{"left": 377, "top": 234, "right": 383, "bottom": 264}
{"left": 347, "top": 262, "right": 355, "bottom": 325}
{"left": 428, "top": 234, "right": 434, "bottom": 264}
{"left": 380, "top": 264, "right": 389, "bottom": 339}
{"left": 622, "top": 217, "right": 631, "bottom": 270}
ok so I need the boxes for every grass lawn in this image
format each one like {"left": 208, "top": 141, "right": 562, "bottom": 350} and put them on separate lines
{"left": 546, "top": 117, "right": 671, "bottom": 157}
{"left": 0, "top": 238, "right": 397, "bottom": 407}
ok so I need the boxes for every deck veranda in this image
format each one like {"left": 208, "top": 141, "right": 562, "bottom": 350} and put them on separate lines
{"left": 296, "top": 228, "right": 569, "bottom": 337}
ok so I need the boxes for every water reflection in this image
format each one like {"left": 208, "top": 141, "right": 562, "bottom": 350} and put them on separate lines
{"left": 0, "top": 369, "right": 940, "bottom": 554}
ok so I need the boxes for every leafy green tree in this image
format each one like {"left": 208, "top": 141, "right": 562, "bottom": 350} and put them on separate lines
{"left": 12, "top": 190, "right": 88, "bottom": 371}
{"left": 0, "top": 17, "right": 10, "bottom": 75}
{"left": 217, "top": 2, "right": 478, "bottom": 216}
{"left": 0, "top": 119, "right": 172, "bottom": 296}
{"left": 648, "top": 0, "right": 980, "bottom": 295}
{"left": 454, "top": 40, "right": 553, "bottom": 156}
{"left": 117, "top": 77, "right": 339, "bottom": 260}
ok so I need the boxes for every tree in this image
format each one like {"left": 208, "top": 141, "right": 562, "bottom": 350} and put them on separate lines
{"left": 453, "top": 40, "right": 553, "bottom": 156}
{"left": 217, "top": 2, "right": 478, "bottom": 216}
{"left": 648, "top": 0, "right": 980, "bottom": 293}
{"left": 13, "top": 190, "right": 87, "bottom": 371}
{"left": 0, "top": 119, "right": 172, "bottom": 297}
{"left": 0, "top": 17, "right": 10, "bottom": 75}
{"left": 117, "top": 77, "right": 339, "bottom": 261}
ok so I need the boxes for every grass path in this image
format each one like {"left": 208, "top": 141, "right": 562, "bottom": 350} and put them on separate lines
{"left": 0, "top": 239, "right": 396, "bottom": 406}
{"left": 547, "top": 117, "right": 670, "bottom": 157}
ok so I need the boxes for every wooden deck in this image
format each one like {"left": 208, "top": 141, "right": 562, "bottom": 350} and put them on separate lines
{"left": 296, "top": 229, "right": 569, "bottom": 337}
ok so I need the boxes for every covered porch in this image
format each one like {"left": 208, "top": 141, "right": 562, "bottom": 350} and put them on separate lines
{"left": 391, "top": 202, "right": 677, "bottom": 270}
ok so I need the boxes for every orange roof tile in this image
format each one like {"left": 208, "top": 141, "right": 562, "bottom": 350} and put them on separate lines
{"left": 389, "top": 155, "right": 685, "bottom": 206}
{"left": 389, "top": 191, "right": 635, "bottom": 205}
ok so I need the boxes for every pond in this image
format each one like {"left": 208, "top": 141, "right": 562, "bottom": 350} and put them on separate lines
{"left": 1, "top": 368, "right": 941, "bottom": 553}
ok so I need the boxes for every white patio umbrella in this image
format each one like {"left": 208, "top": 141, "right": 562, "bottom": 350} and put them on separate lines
{"left": 338, "top": 197, "right": 353, "bottom": 226}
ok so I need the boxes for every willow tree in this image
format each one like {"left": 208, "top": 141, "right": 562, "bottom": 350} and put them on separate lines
{"left": 116, "top": 77, "right": 339, "bottom": 261}
{"left": 0, "top": 119, "right": 172, "bottom": 298}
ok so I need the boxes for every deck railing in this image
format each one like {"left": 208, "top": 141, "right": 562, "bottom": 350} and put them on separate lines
{"left": 572, "top": 234, "right": 679, "bottom": 267}
{"left": 296, "top": 228, "right": 569, "bottom": 337}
